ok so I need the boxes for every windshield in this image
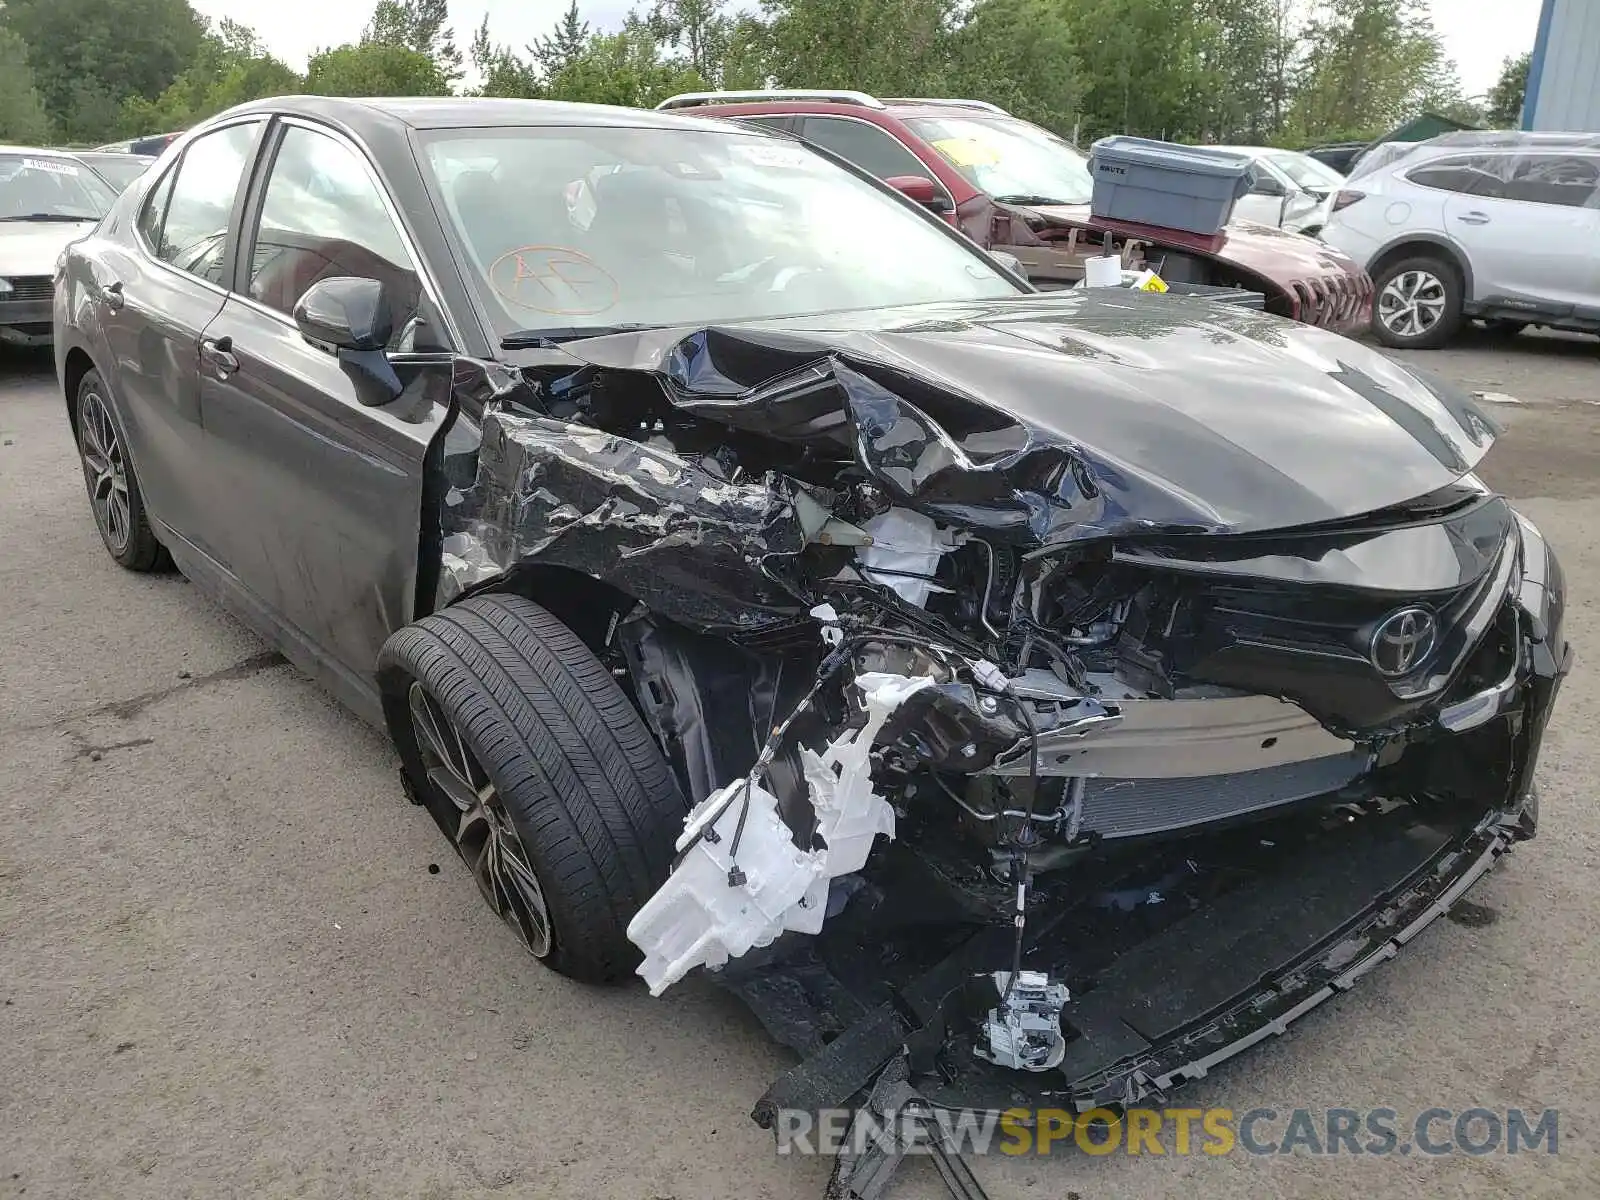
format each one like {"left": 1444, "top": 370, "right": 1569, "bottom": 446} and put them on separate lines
{"left": 1348, "top": 142, "right": 1414, "bottom": 181}
{"left": 1266, "top": 152, "right": 1344, "bottom": 191}
{"left": 0, "top": 154, "right": 115, "bottom": 219}
{"left": 81, "top": 155, "right": 152, "bottom": 194}
{"left": 420, "top": 126, "right": 1020, "bottom": 338}
{"left": 905, "top": 115, "right": 1093, "bottom": 205}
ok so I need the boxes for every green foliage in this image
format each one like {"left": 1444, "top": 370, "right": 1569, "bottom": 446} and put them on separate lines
{"left": 117, "top": 18, "right": 301, "bottom": 137}
{"left": 946, "top": 0, "right": 1079, "bottom": 134}
{"left": 0, "top": 0, "right": 204, "bottom": 140}
{"left": 1287, "top": 0, "right": 1461, "bottom": 141}
{"left": 1486, "top": 51, "right": 1531, "bottom": 128}
{"left": 763, "top": 0, "right": 959, "bottom": 95}
{"left": 305, "top": 41, "right": 450, "bottom": 98}
{"left": 544, "top": 16, "right": 707, "bottom": 107}
{"left": 364, "top": 0, "right": 464, "bottom": 84}
{"left": 0, "top": 0, "right": 1496, "bottom": 152}
{"left": 530, "top": 2, "right": 594, "bottom": 80}
{"left": 469, "top": 17, "right": 542, "bottom": 98}
{"left": 0, "top": 27, "right": 52, "bottom": 145}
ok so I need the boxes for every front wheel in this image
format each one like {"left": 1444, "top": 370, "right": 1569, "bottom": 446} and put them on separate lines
{"left": 378, "top": 594, "right": 688, "bottom": 984}
{"left": 1371, "top": 255, "right": 1463, "bottom": 349}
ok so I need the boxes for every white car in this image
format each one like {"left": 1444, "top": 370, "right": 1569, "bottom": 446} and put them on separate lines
{"left": 1321, "top": 132, "right": 1600, "bottom": 348}
{"left": 0, "top": 146, "right": 116, "bottom": 347}
{"left": 1211, "top": 146, "right": 1347, "bottom": 236}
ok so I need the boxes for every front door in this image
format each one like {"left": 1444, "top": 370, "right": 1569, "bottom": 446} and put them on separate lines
{"left": 197, "top": 118, "right": 455, "bottom": 715}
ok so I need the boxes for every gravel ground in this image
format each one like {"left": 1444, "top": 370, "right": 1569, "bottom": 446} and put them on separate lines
{"left": 2, "top": 330, "right": 1597, "bottom": 1200}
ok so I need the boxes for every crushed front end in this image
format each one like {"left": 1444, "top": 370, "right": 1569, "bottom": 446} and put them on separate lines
{"left": 435, "top": 296, "right": 1569, "bottom": 1165}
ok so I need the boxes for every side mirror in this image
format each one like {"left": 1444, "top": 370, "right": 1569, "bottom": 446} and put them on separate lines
{"left": 294, "top": 275, "right": 403, "bottom": 405}
{"left": 1250, "top": 173, "right": 1288, "bottom": 197}
{"left": 293, "top": 276, "right": 393, "bottom": 352}
{"left": 886, "top": 174, "right": 954, "bottom": 215}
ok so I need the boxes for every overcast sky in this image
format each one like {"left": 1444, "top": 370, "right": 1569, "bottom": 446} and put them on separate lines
{"left": 189, "top": 0, "right": 1545, "bottom": 98}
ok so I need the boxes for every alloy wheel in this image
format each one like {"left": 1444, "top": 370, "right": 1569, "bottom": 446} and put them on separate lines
{"left": 407, "top": 681, "right": 553, "bottom": 958}
{"left": 1378, "top": 270, "right": 1447, "bottom": 339}
{"left": 78, "top": 389, "right": 131, "bottom": 554}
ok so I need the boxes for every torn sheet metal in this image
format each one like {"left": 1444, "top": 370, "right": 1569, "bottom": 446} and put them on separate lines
{"left": 628, "top": 671, "right": 931, "bottom": 995}
{"left": 550, "top": 297, "right": 1499, "bottom": 546}
{"left": 463, "top": 410, "right": 810, "bottom": 634}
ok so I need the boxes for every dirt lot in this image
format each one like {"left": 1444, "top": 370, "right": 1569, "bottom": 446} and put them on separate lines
{"left": 2, "top": 331, "right": 1598, "bottom": 1200}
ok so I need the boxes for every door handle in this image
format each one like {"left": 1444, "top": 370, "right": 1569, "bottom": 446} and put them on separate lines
{"left": 103, "top": 280, "right": 124, "bottom": 311}
{"left": 1456, "top": 211, "right": 1490, "bottom": 225}
{"left": 201, "top": 335, "right": 239, "bottom": 377}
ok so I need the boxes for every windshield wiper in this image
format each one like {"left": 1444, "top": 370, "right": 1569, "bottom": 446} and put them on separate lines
{"left": 501, "top": 323, "right": 657, "bottom": 349}
{"left": 0, "top": 212, "right": 96, "bottom": 223}
{"left": 991, "top": 194, "right": 1077, "bottom": 206}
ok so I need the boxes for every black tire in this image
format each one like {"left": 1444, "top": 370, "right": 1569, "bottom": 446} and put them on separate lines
{"left": 378, "top": 593, "right": 688, "bottom": 984}
{"left": 1370, "top": 254, "right": 1463, "bottom": 349}
{"left": 72, "top": 368, "right": 169, "bottom": 571}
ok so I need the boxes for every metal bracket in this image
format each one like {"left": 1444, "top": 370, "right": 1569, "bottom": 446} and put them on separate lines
{"left": 826, "top": 1059, "right": 992, "bottom": 1200}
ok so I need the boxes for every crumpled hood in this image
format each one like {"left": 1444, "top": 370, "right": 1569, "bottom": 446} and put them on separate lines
{"left": 0, "top": 221, "right": 93, "bottom": 277}
{"left": 553, "top": 290, "right": 1497, "bottom": 545}
{"left": 1026, "top": 203, "right": 1364, "bottom": 284}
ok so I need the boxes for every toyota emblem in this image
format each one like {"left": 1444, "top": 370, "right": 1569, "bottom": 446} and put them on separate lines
{"left": 1370, "top": 607, "right": 1437, "bottom": 676}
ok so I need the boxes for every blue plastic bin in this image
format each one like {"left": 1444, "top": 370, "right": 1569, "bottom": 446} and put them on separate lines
{"left": 1088, "top": 137, "right": 1252, "bottom": 236}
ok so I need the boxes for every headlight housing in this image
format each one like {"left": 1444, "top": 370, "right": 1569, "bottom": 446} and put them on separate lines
{"left": 0, "top": 277, "right": 13, "bottom": 296}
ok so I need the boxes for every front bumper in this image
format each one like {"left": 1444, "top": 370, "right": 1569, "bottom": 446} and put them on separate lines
{"left": 0, "top": 297, "right": 54, "bottom": 346}
{"left": 746, "top": 511, "right": 1569, "bottom": 1124}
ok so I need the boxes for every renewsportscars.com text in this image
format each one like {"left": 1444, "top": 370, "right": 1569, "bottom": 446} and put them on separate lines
{"left": 775, "top": 1106, "right": 1559, "bottom": 1158}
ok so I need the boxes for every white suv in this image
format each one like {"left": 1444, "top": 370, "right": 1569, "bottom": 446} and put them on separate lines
{"left": 1321, "top": 132, "right": 1600, "bottom": 349}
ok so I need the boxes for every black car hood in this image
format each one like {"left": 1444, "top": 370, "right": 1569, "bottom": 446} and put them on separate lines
{"left": 548, "top": 290, "right": 1499, "bottom": 546}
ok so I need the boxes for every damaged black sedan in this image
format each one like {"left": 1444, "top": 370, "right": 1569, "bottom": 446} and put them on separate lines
{"left": 56, "top": 97, "right": 1569, "bottom": 1158}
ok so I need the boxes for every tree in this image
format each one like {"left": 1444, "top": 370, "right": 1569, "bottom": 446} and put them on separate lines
{"left": 118, "top": 17, "right": 300, "bottom": 136}
{"left": 650, "top": 0, "right": 734, "bottom": 83}
{"left": 531, "top": 2, "right": 592, "bottom": 80}
{"left": 0, "top": 27, "right": 51, "bottom": 145}
{"left": 948, "top": 0, "right": 1079, "bottom": 135}
{"left": 0, "top": 0, "right": 204, "bottom": 140}
{"left": 544, "top": 16, "right": 705, "bottom": 108}
{"left": 305, "top": 42, "right": 450, "bottom": 97}
{"left": 1287, "top": 0, "right": 1463, "bottom": 141}
{"left": 1062, "top": 0, "right": 1210, "bottom": 141}
{"left": 1486, "top": 51, "right": 1531, "bottom": 127}
{"left": 762, "top": 0, "right": 959, "bottom": 96}
{"left": 468, "top": 17, "right": 541, "bottom": 98}
{"left": 364, "top": 0, "right": 463, "bottom": 84}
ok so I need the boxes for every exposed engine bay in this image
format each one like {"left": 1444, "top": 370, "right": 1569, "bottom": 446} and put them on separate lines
{"left": 433, "top": 295, "right": 1569, "bottom": 1189}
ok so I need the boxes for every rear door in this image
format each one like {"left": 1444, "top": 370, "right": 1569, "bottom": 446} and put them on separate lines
{"left": 1417, "top": 151, "right": 1599, "bottom": 311}
{"left": 196, "top": 117, "right": 457, "bottom": 711}
{"left": 95, "top": 119, "right": 265, "bottom": 557}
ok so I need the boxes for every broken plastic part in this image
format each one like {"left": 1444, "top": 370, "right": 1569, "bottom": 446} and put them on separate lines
{"left": 853, "top": 509, "right": 959, "bottom": 608}
{"left": 628, "top": 671, "right": 934, "bottom": 995}
{"left": 974, "top": 970, "right": 1071, "bottom": 1072}
{"left": 810, "top": 602, "right": 845, "bottom": 647}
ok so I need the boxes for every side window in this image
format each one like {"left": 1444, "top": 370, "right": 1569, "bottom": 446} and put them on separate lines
{"left": 1406, "top": 154, "right": 1511, "bottom": 200}
{"left": 246, "top": 124, "right": 421, "bottom": 350}
{"left": 800, "top": 117, "right": 939, "bottom": 183}
{"left": 154, "top": 122, "right": 263, "bottom": 285}
{"left": 736, "top": 116, "right": 795, "bottom": 134}
{"left": 1504, "top": 154, "right": 1600, "bottom": 208}
{"left": 135, "top": 167, "right": 175, "bottom": 250}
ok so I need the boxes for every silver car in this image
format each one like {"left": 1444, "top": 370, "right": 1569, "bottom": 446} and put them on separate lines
{"left": 1321, "top": 131, "right": 1600, "bottom": 348}
{"left": 0, "top": 146, "right": 115, "bottom": 347}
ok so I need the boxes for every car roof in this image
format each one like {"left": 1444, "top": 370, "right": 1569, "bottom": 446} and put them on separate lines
{"left": 0, "top": 145, "right": 82, "bottom": 157}
{"left": 217, "top": 95, "right": 736, "bottom": 135}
